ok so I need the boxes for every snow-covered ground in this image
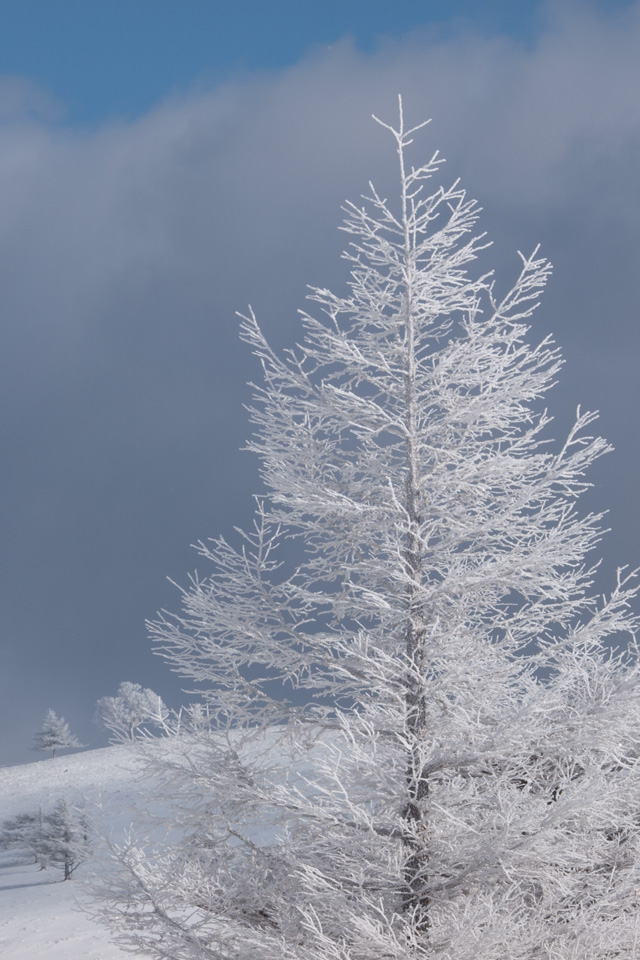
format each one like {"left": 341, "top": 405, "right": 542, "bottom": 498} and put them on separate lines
{"left": 0, "top": 745, "right": 153, "bottom": 959}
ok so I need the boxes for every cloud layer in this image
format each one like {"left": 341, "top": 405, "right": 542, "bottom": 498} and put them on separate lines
{"left": 1, "top": 0, "right": 639, "bottom": 761}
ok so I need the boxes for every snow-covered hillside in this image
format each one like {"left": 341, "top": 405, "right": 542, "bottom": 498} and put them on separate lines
{"left": 0, "top": 745, "right": 153, "bottom": 959}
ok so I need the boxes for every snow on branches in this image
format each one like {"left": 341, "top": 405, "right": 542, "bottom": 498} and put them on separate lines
{"left": 93, "top": 101, "right": 640, "bottom": 960}
{"left": 33, "top": 710, "right": 83, "bottom": 759}
{"left": 95, "top": 682, "right": 169, "bottom": 743}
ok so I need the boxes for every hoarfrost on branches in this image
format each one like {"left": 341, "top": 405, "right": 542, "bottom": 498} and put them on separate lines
{"left": 93, "top": 101, "right": 640, "bottom": 959}
{"left": 1, "top": 801, "right": 90, "bottom": 879}
{"left": 94, "top": 682, "right": 169, "bottom": 743}
{"left": 33, "top": 709, "right": 83, "bottom": 759}
{"left": 0, "top": 812, "right": 48, "bottom": 868}
{"left": 40, "top": 798, "right": 90, "bottom": 881}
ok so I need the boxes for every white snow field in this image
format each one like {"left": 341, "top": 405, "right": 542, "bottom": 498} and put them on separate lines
{"left": 0, "top": 745, "right": 152, "bottom": 959}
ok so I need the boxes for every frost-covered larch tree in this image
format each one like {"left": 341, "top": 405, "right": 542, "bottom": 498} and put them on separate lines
{"left": 42, "top": 799, "right": 90, "bottom": 880}
{"left": 96, "top": 102, "right": 640, "bottom": 960}
{"left": 33, "top": 709, "right": 83, "bottom": 758}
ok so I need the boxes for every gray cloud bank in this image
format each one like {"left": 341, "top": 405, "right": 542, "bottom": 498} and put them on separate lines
{"left": 1, "top": 0, "right": 639, "bottom": 762}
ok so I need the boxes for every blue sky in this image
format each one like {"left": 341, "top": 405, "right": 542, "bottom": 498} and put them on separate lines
{"left": 1, "top": 0, "right": 640, "bottom": 763}
{"left": 0, "top": 1, "right": 551, "bottom": 125}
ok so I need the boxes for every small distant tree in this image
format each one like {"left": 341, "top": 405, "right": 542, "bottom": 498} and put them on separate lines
{"left": 0, "top": 811, "right": 47, "bottom": 868}
{"left": 0, "top": 802, "right": 89, "bottom": 877}
{"left": 40, "top": 799, "right": 90, "bottom": 881}
{"left": 33, "top": 709, "right": 83, "bottom": 759}
{"left": 95, "top": 682, "right": 169, "bottom": 743}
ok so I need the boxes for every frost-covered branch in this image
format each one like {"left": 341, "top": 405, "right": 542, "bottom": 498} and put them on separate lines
{"left": 92, "top": 101, "right": 640, "bottom": 960}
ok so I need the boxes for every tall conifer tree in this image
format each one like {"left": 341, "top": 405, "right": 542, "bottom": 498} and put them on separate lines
{"left": 97, "top": 103, "right": 640, "bottom": 960}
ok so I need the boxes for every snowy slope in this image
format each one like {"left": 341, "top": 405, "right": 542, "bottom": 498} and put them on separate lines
{"left": 0, "top": 745, "right": 153, "bottom": 959}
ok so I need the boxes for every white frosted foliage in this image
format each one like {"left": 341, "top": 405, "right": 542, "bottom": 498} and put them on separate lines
{"left": 94, "top": 682, "right": 169, "bottom": 743}
{"left": 33, "top": 709, "right": 83, "bottom": 759}
{"left": 94, "top": 102, "right": 640, "bottom": 959}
